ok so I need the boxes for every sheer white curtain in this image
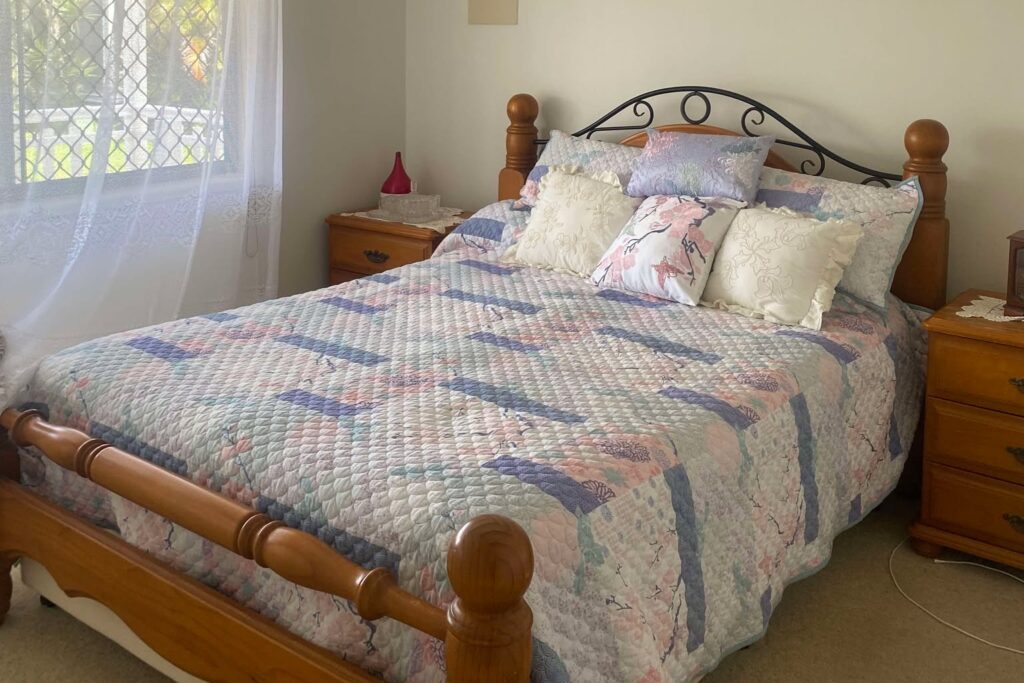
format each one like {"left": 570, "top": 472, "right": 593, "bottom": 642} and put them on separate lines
{"left": 0, "top": 0, "right": 282, "bottom": 403}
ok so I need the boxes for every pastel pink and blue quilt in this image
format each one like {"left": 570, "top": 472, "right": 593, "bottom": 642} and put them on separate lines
{"left": 17, "top": 201, "right": 925, "bottom": 682}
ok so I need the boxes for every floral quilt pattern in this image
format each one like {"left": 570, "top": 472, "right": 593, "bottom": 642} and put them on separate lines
{"left": 17, "top": 202, "right": 925, "bottom": 682}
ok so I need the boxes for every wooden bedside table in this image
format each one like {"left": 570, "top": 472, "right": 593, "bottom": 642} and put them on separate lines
{"left": 325, "top": 212, "right": 466, "bottom": 285}
{"left": 910, "top": 289, "right": 1024, "bottom": 570}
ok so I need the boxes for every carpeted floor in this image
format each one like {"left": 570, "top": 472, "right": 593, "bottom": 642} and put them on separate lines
{"left": 1, "top": 494, "right": 1022, "bottom": 682}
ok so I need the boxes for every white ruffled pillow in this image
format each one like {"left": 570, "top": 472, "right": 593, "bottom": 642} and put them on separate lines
{"left": 591, "top": 195, "right": 743, "bottom": 305}
{"left": 701, "top": 206, "right": 864, "bottom": 329}
{"left": 503, "top": 167, "right": 642, "bottom": 277}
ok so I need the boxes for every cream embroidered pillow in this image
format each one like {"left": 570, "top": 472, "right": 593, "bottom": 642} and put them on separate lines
{"left": 702, "top": 207, "right": 863, "bottom": 329}
{"left": 503, "top": 167, "right": 642, "bottom": 277}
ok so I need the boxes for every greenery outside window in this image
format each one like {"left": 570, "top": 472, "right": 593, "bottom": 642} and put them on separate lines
{"left": 1, "top": 0, "right": 227, "bottom": 192}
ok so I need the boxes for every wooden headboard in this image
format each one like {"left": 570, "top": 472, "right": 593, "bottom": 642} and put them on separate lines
{"left": 498, "top": 88, "right": 950, "bottom": 310}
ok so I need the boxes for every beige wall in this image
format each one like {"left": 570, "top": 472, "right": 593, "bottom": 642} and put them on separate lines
{"left": 405, "top": 0, "right": 1024, "bottom": 299}
{"left": 280, "top": 0, "right": 406, "bottom": 295}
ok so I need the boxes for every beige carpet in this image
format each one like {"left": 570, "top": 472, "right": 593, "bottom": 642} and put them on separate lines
{"left": 1, "top": 495, "right": 1022, "bottom": 682}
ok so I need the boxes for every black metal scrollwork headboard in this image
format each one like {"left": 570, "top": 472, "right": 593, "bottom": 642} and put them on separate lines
{"left": 536, "top": 86, "right": 902, "bottom": 187}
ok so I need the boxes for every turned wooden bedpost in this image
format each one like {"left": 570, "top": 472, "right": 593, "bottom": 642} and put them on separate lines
{"left": 0, "top": 552, "right": 12, "bottom": 626}
{"left": 892, "top": 119, "right": 950, "bottom": 311}
{"left": 0, "top": 426, "right": 19, "bottom": 626}
{"left": 446, "top": 514, "right": 534, "bottom": 683}
{"left": 498, "top": 94, "right": 539, "bottom": 201}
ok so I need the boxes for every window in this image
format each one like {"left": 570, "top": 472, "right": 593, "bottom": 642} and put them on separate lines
{"left": 2, "top": 0, "right": 226, "bottom": 189}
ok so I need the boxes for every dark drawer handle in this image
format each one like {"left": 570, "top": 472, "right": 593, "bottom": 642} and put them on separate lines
{"left": 363, "top": 249, "right": 390, "bottom": 264}
{"left": 1009, "top": 446, "right": 1024, "bottom": 466}
{"left": 1011, "top": 378, "right": 1024, "bottom": 393}
{"left": 1004, "top": 513, "right": 1024, "bottom": 535}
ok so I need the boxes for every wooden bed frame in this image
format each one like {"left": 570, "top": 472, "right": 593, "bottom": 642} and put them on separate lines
{"left": 0, "top": 88, "right": 950, "bottom": 683}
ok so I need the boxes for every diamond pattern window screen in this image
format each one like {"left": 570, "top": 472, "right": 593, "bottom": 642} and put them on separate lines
{"left": 2, "top": 0, "right": 227, "bottom": 187}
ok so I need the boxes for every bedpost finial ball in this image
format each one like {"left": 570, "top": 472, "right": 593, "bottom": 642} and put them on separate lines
{"left": 507, "top": 94, "right": 539, "bottom": 125}
{"left": 447, "top": 514, "right": 533, "bottom": 614}
{"left": 905, "top": 119, "right": 949, "bottom": 161}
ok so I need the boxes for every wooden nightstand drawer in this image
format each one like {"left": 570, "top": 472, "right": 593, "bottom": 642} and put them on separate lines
{"left": 325, "top": 212, "right": 464, "bottom": 285}
{"left": 926, "top": 398, "right": 1024, "bottom": 485}
{"left": 329, "top": 227, "right": 432, "bottom": 274}
{"left": 928, "top": 333, "right": 1024, "bottom": 416}
{"left": 922, "top": 464, "right": 1024, "bottom": 553}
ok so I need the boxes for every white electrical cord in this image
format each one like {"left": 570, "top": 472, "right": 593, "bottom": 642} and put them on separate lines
{"left": 889, "top": 538, "right": 1024, "bottom": 656}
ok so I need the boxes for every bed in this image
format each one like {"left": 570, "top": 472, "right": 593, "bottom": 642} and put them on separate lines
{"left": 0, "top": 87, "right": 950, "bottom": 683}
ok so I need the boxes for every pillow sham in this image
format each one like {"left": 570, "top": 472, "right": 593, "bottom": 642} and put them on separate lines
{"left": 702, "top": 206, "right": 863, "bottom": 330}
{"left": 627, "top": 129, "right": 774, "bottom": 203}
{"left": 592, "top": 195, "right": 743, "bottom": 305}
{"left": 516, "top": 130, "right": 642, "bottom": 209}
{"left": 433, "top": 200, "right": 530, "bottom": 260}
{"left": 756, "top": 168, "right": 923, "bottom": 309}
{"left": 503, "top": 167, "right": 641, "bottom": 277}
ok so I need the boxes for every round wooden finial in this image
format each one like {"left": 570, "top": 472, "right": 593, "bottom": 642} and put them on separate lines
{"left": 507, "top": 94, "right": 539, "bottom": 126}
{"left": 447, "top": 514, "right": 533, "bottom": 614}
{"left": 904, "top": 119, "right": 949, "bottom": 161}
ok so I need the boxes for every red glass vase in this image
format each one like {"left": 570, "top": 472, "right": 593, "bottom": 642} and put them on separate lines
{"left": 381, "top": 152, "right": 412, "bottom": 194}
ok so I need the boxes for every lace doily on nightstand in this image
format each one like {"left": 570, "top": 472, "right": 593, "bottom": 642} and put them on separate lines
{"left": 342, "top": 208, "right": 465, "bottom": 233}
{"left": 955, "top": 295, "right": 1024, "bottom": 323}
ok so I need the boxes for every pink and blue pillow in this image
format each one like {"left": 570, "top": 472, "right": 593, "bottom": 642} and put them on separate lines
{"left": 516, "top": 130, "right": 641, "bottom": 209}
{"left": 591, "top": 195, "right": 743, "bottom": 305}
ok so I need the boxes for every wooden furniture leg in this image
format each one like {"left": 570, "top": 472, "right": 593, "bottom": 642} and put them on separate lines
{"left": 0, "top": 553, "right": 14, "bottom": 626}
{"left": 909, "top": 536, "right": 944, "bottom": 559}
{"left": 0, "top": 431, "right": 18, "bottom": 627}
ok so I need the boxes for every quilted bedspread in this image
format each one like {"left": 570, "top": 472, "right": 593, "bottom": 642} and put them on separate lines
{"left": 17, "top": 201, "right": 925, "bottom": 682}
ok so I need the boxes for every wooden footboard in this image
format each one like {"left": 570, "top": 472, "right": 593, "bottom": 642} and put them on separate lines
{"left": 0, "top": 408, "right": 534, "bottom": 683}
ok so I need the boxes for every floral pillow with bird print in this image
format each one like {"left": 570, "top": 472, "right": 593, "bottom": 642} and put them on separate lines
{"left": 591, "top": 195, "right": 744, "bottom": 305}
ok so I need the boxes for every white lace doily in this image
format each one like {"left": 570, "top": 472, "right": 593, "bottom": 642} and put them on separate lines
{"left": 342, "top": 208, "right": 465, "bottom": 233}
{"left": 955, "top": 295, "right": 1024, "bottom": 323}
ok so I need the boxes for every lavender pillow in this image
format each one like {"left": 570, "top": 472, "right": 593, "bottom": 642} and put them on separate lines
{"left": 626, "top": 129, "right": 774, "bottom": 203}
